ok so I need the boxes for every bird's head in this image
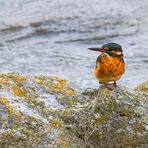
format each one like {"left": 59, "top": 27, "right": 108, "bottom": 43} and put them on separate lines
{"left": 88, "top": 42, "right": 123, "bottom": 57}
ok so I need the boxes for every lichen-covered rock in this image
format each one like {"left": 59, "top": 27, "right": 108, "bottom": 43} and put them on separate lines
{"left": 0, "top": 73, "right": 147, "bottom": 147}
{"left": 0, "top": 73, "right": 78, "bottom": 147}
{"left": 69, "top": 87, "right": 148, "bottom": 147}
{"left": 135, "top": 82, "right": 148, "bottom": 95}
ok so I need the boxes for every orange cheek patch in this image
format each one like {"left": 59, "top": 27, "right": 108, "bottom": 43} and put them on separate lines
{"left": 112, "top": 51, "right": 121, "bottom": 55}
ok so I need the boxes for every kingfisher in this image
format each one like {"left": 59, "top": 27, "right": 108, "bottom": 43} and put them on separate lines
{"left": 88, "top": 42, "right": 125, "bottom": 90}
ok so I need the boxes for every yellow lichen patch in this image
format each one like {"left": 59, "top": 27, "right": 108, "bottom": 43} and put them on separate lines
{"left": 0, "top": 73, "right": 27, "bottom": 89}
{"left": 2, "top": 73, "right": 26, "bottom": 82}
{"left": 107, "top": 100, "right": 113, "bottom": 112}
{"left": 49, "top": 119, "right": 62, "bottom": 128}
{"left": 6, "top": 106, "right": 14, "bottom": 113}
{"left": 62, "top": 88, "right": 76, "bottom": 96}
{"left": 0, "top": 97, "right": 11, "bottom": 104}
{"left": 98, "top": 89, "right": 111, "bottom": 98}
{"left": 57, "top": 141, "right": 70, "bottom": 148}
{"left": 0, "top": 77, "right": 11, "bottom": 87}
{"left": 6, "top": 129, "right": 15, "bottom": 136}
{"left": 50, "top": 76, "right": 68, "bottom": 83}
{"left": 61, "top": 144, "right": 70, "bottom": 148}
{"left": 13, "top": 84, "right": 26, "bottom": 97}
{"left": 0, "top": 73, "right": 76, "bottom": 97}
{"left": 15, "top": 113, "right": 23, "bottom": 121}
{"left": 35, "top": 76, "right": 76, "bottom": 96}
{"left": 15, "top": 76, "right": 26, "bottom": 83}
{"left": 2, "top": 98, "right": 11, "bottom": 103}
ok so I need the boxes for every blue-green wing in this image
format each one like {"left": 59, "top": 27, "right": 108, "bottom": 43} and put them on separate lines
{"left": 95, "top": 56, "right": 102, "bottom": 69}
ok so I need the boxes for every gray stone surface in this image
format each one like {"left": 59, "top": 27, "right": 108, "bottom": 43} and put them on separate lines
{"left": 0, "top": 73, "right": 147, "bottom": 147}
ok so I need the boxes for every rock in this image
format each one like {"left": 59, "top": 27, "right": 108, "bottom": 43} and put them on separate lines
{"left": 0, "top": 73, "right": 77, "bottom": 147}
{"left": 70, "top": 87, "right": 148, "bottom": 147}
{"left": 135, "top": 82, "right": 148, "bottom": 95}
{"left": 0, "top": 73, "right": 147, "bottom": 147}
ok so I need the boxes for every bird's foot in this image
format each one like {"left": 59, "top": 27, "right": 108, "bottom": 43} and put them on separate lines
{"left": 104, "top": 83, "right": 113, "bottom": 91}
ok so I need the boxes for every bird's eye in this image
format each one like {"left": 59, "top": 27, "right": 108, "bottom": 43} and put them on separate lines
{"left": 104, "top": 48, "right": 110, "bottom": 51}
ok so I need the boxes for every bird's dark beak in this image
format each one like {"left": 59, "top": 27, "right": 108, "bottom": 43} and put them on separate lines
{"left": 88, "top": 48, "right": 104, "bottom": 52}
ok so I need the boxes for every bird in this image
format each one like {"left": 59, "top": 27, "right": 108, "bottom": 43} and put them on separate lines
{"left": 88, "top": 42, "right": 125, "bottom": 90}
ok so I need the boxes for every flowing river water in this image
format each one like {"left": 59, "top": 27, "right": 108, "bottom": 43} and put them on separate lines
{"left": 0, "top": 0, "right": 148, "bottom": 89}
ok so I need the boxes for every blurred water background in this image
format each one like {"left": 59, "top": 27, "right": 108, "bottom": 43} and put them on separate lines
{"left": 0, "top": 0, "right": 148, "bottom": 89}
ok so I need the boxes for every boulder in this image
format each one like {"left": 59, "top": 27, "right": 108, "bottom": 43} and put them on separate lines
{"left": 0, "top": 73, "right": 147, "bottom": 147}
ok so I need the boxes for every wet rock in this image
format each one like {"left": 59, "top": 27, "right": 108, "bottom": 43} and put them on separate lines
{"left": 0, "top": 73, "right": 147, "bottom": 147}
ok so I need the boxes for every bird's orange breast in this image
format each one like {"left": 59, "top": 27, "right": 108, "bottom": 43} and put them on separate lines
{"left": 95, "top": 53, "right": 125, "bottom": 83}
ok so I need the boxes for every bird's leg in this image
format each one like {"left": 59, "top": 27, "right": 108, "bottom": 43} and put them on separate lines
{"left": 104, "top": 83, "right": 113, "bottom": 90}
{"left": 113, "top": 81, "right": 117, "bottom": 88}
